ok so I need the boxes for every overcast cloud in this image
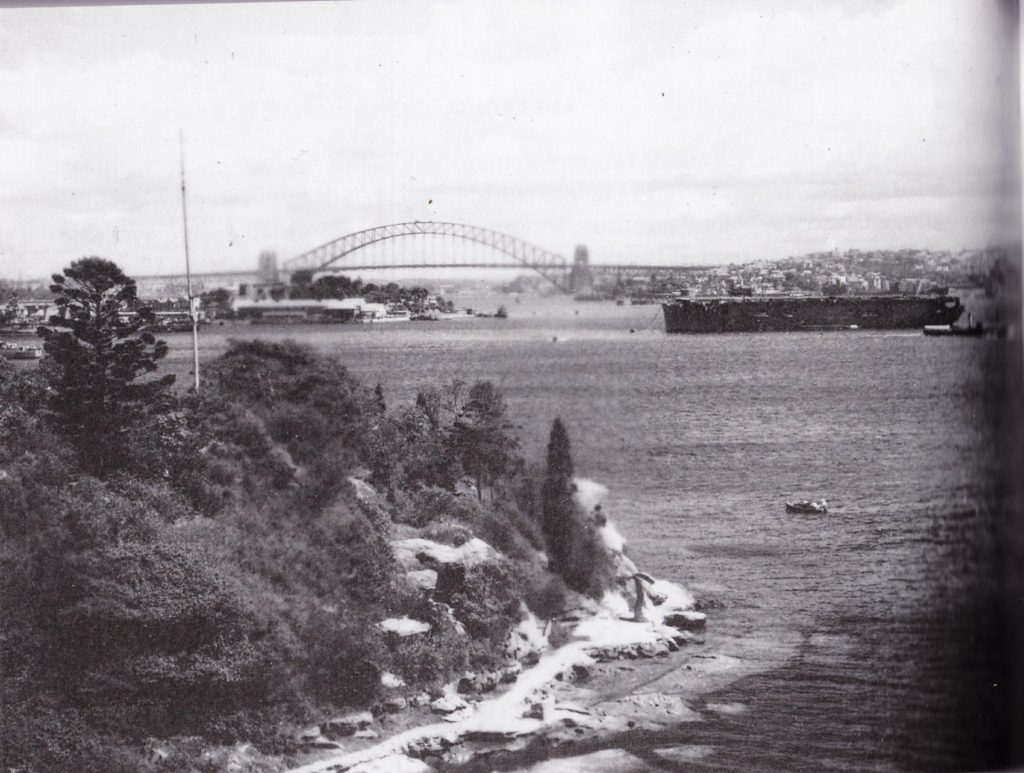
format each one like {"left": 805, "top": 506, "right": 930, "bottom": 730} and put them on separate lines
{"left": 0, "top": 0, "right": 1019, "bottom": 278}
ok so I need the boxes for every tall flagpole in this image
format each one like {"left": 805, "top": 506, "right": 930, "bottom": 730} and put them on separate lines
{"left": 179, "top": 129, "right": 200, "bottom": 392}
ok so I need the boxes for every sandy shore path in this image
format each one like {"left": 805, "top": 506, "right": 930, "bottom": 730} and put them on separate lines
{"left": 286, "top": 607, "right": 802, "bottom": 773}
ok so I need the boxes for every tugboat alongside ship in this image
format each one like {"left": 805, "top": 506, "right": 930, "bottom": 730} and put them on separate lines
{"left": 662, "top": 294, "right": 964, "bottom": 333}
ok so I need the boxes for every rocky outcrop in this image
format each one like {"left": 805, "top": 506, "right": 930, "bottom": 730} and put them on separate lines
{"left": 430, "top": 694, "right": 473, "bottom": 722}
{"left": 405, "top": 569, "right": 438, "bottom": 592}
{"left": 391, "top": 537, "right": 498, "bottom": 571}
{"left": 456, "top": 662, "right": 522, "bottom": 695}
{"left": 285, "top": 487, "right": 710, "bottom": 773}
{"left": 321, "top": 711, "right": 374, "bottom": 739}
{"left": 392, "top": 536, "right": 500, "bottom": 602}
{"left": 346, "top": 755, "right": 434, "bottom": 773}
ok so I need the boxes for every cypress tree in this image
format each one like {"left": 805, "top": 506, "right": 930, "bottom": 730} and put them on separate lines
{"left": 541, "top": 418, "right": 576, "bottom": 572}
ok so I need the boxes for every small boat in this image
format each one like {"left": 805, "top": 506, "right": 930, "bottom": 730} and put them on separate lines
{"left": 0, "top": 341, "right": 43, "bottom": 360}
{"left": 785, "top": 499, "right": 828, "bottom": 514}
{"left": 924, "top": 311, "right": 985, "bottom": 337}
{"left": 923, "top": 323, "right": 984, "bottom": 337}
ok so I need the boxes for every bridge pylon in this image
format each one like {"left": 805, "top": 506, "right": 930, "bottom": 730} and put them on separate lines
{"left": 567, "top": 245, "right": 595, "bottom": 294}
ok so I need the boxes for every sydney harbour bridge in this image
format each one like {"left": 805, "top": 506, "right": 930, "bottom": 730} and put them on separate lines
{"left": 137, "top": 221, "right": 700, "bottom": 297}
{"left": 281, "top": 221, "right": 697, "bottom": 294}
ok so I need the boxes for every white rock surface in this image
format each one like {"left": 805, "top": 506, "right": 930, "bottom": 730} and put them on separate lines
{"left": 391, "top": 537, "right": 499, "bottom": 570}
{"left": 504, "top": 607, "right": 548, "bottom": 662}
{"left": 347, "top": 476, "right": 380, "bottom": 504}
{"left": 378, "top": 616, "right": 431, "bottom": 637}
{"left": 572, "top": 477, "right": 609, "bottom": 512}
{"left": 405, "top": 569, "right": 438, "bottom": 591}
{"left": 346, "top": 754, "right": 434, "bottom": 773}
{"left": 430, "top": 695, "right": 470, "bottom": 715}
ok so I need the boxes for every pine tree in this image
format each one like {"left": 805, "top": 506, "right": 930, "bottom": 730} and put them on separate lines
{"left": 37, "top": 257, "right": 175, "bottom": 473}
{"left": 541, "top": 418, "right": 576, "bottom": 571}
{"left": 452, "top": 381, "right": 518, "bottom": 500}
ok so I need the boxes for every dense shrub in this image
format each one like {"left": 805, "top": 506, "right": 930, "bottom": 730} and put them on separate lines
{"left": 445, "top": 561, "right": 524, "bottom": 647}
{"left": 422, "top": 520, "right": 474, "bottom": 547}
{"left": 392, "top": 485, "right": 485, "bottom": 529}
{"left": 523, "top": 572, "right": 573, "bottom": 619}
{"left": 387, "top": 609, "right": 470, "bottom": 687}
{"left": 301, "top": 607, "right": 387, "bottom": 707}
{"left": 369, "top": 405, "right": 463, "bottom": 494}
{"left": 0, "top": 333, "right": 618, "bottom": 770}
{"left": 43, "top": 536, "right": 284, "bottom": 712}
{"left": 204, "top": 339, "right": 375, "bottom": 461}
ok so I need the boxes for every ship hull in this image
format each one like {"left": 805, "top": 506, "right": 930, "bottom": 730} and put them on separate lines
{"left": 662, "top": 295, "right": 963, "bottom": 334}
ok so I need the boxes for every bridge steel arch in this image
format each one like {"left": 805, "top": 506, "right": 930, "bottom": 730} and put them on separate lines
{"left": 283, "top": 221, "right": 571, "bottom": 291}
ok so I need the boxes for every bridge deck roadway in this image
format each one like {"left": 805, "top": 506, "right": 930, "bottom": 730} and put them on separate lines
{"left": 306, "top": 263, "right": 705, "bottom": 273}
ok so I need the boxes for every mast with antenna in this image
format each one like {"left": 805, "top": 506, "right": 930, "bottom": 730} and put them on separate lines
{"left": 179, "top": 129, "right": 200, "bottom": 392}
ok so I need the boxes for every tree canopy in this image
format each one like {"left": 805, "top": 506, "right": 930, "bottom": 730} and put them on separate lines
{"left": 37, "top": 257, "right": 174, "bottom": 472}
{"left": 452, "top": 380, "right": 518, "bottom": 500}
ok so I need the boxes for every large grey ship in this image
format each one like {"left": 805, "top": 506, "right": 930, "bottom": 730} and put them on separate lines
{"left": 662, "top": 294, "right": 964, "bottom": 333}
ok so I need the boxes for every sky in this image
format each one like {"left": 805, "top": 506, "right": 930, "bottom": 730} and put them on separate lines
{"left": 0, "top": 0, "right": 1020, "bottom": 279}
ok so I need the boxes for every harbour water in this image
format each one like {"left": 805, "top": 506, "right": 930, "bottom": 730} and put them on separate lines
{"left": 158, "top": 296, "right": 1009, "bottom": 771}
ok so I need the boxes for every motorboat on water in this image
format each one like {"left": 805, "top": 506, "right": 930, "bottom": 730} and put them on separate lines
{"left": 785, "top": 499, "right": 828, "bottom": 514}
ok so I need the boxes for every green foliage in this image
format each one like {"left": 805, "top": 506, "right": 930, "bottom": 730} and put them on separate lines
{"left": 204, "top": 339, "right": 375, "bottom": 463}
{"left": 52, "top": 538, "right": 284, "bottom": 709}
{"left": 368, "top": 392, "right": 463, "bottom": 494}
{"left": 451, "top": 380, "right": 518, "bottom": 500}
{"left": 540, "top": 418, "right": 613, "bottom": 597}
{"left": 422, "top": 520, "right": 474, "bottom": 547}
{"left": 301, "top": 607, "right": 386, "bottom": 706}
{"left": 392, "top": 486, "right": 485, "bottom": 529}
{"left": 523, "top": 573, "right": 572, "bottom": 619}
{"left": 542, "top": 418, "right": 576, "bottom": 571}
{"left": 387, "top": 610, "right": 469, "bottom": 687}
{"left": 36, "top": 257, "right": 175, "bottom": 473}
{"left": 445, "top": 561, "right": 523, "bottom": 646}
{"left": 0, "top": 334, "right": 617, "bottom": 769}
{"left": 370, "top": 380, "right": 518, "bottom": 501}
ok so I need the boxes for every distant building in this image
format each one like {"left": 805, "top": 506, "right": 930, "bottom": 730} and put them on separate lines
{"left": 257, "top": 250, "right": 280, "bottom": 284}
{"left": 232, "top": 297, "right": 365, "bottom": 323}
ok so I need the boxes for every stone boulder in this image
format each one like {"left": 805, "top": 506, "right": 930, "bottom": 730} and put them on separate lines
{"left": 322, "top": 710, "right": 374, "bottom": 738}
{"left": 430, "top": 695, "right": 470, "bottom": 715}
{"left": 378, "top": 616, "right": 432, "bottom": 637}
{"left": 500, "top": 661, "right": 523, "bottom": 683}
{"left": 347, "top": 475, "right": 382, "bottom": 505}
{"left": 457, "top": 670, "right": 500, "bottom": 695}
{"left": 663, "top": 610, "right": 707, "bottom": 632}
{"left": 406, "top": 734, "right": 454, "bottom": 758}
{"left": 391, "top": 537, "right": 499, "bottom": 571}
{"left": 347, "top": 754, "right": 435, "bottom": 773}
{"left": 406, "top": 568, "right": 438, "bottom": 591}
{"left": 295, "top": 725, "right": 323, "bottom": 744}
